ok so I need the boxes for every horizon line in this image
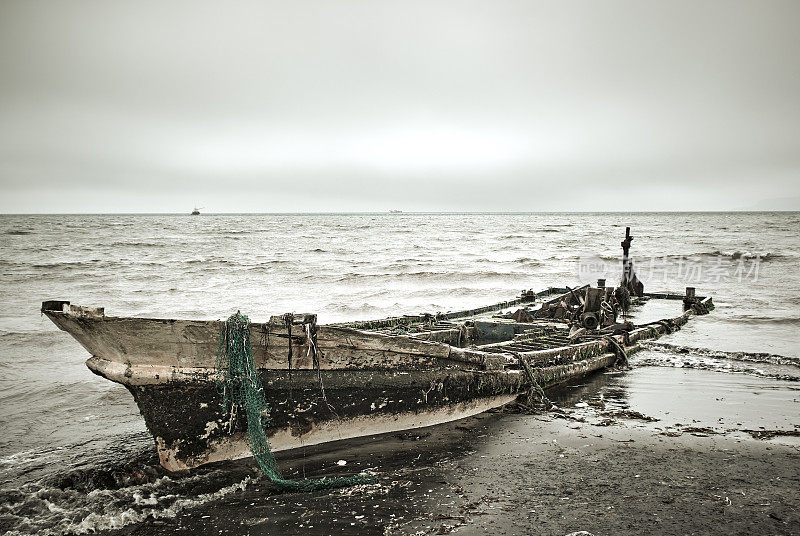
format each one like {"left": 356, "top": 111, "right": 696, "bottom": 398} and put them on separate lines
{"left": 1, "top": 209, "right": 799, "bottom": 216}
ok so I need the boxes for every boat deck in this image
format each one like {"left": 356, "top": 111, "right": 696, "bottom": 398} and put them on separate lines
{"left": 336, "top": 287, "right": 694, "bottom": 355}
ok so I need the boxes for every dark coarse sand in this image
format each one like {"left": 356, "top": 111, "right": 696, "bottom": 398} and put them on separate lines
{"left": 98, "top": 406, "right": 800, "bottom": 536}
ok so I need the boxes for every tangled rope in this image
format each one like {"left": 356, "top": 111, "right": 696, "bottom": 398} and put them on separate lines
{"left": 216, "top": 311, "right": 375, "bottom": 491}
{"left": 305, "top": 322, "right": 338, "bottom": 417}
{"left": 603, "top": 335, "right": 629, "bottom": 368}
{"left": 517, "top": 355, "right": 555, "bottom": 410}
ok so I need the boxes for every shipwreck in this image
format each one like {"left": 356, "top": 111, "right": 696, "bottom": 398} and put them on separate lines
{"left": 42, "top": 228, "right": 713, "bottom": 473}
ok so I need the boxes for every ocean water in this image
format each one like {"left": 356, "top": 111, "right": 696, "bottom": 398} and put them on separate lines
{"left": 0, "top": 212, "right": 798, "bottom": 534}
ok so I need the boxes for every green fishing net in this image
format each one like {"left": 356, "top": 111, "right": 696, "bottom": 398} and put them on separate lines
{"left": 216, "top": 311, "right": 375, "bottom": 491}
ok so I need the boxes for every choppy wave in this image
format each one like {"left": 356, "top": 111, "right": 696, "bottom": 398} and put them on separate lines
{"left": 706, "top": 250, "right": 787, "bottom": 261}
{"left": 333, "top": 270, "right": 532, "bottom": 283}
{"left": 108, "top": 241, "right": 164, "bottom": 248}
{"left": 0, "top": 431, "right": 254, "bottom": 535}
{"left": 692, "top": 250, "right": 785, "bottom": 261}
{"left": 29, "top": 261, "right": 108, "bottom": 269}
{"left": 642, "top": 342, "right": 800, "bottom": 367}
{"left": 634, "top": 342, "right": 800, "bottom": 381}
{"left": 512, "top": 257, "right": 541, "bottom": 266}
{"left": 322, "top": 302, "right": 392, "bottom": 316}
{"left": 595, "top": 250, "right": 789, "bottom": 263}
{"left": 722, "top": 314, "right": 800, "bottom": 325}
{"left": 4, "top": 230, "right": 33, "bottom": 236}
{"left": 0, "top": 470, "right": 253, "bottom": 535}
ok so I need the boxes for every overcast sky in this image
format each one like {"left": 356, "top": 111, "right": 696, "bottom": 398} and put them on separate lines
{"left": 1, "top": 0, "right": 799, "bottom": 213}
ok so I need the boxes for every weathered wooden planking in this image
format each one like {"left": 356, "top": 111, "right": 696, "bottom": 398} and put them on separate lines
{"left": 45, "top": 312, "right": 459, "bottom": 371}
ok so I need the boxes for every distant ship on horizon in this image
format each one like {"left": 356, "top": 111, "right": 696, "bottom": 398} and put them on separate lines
{"left": 191, "top": 207, "right": 201, "bottom": 215}
{"left": 389, "top": 209, "right": 403, "bottom": 213}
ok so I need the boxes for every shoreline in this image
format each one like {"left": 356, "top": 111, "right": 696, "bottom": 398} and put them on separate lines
{"left": 96, "top": 397, "right": 800, "bottom": 535}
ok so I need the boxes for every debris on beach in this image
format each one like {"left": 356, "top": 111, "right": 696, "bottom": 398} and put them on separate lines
{"left": 742, "top": 429, "right": 800, "bottom": 440}
{"left": 600, "top": 409, "right": 659, "bottom": 422}
{"left": 681, "top": 426, "right": 718, "bottom": 436}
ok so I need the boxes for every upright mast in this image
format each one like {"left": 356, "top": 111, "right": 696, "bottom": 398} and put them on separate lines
{"left": 620, "top": 226, "right": 643, "bottom": 296}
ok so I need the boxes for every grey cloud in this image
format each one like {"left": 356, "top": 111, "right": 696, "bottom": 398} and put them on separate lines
{"left": 1, "top": 0, "right": 799, "bottom": 212}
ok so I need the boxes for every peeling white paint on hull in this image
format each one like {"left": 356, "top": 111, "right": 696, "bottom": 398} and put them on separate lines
{"left": 157, "top": 393, "right": 518, "bottom": 471}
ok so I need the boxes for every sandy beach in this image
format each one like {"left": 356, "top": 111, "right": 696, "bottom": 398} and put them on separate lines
{"left": 97, "top": 371, "right": 800, "bottom": 536}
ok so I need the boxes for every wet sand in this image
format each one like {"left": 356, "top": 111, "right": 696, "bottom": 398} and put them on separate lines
{"left": 100, "top": 369, "right": 800, "bottom": 536}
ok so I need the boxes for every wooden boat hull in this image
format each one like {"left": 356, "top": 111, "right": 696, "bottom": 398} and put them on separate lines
{"left": 121, "top": 367, "right": 521, "bottom": 471}
{"left": 42, "top": 290, "right": 713, "bottom": 472}
{"left": 91, "top": 353, "right": 620, "bottom": 471}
